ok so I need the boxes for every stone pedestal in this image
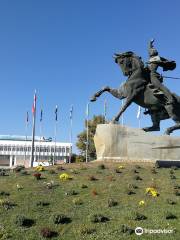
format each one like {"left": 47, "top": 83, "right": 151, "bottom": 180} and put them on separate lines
{"left": 94, "top": 124, "right": 180, "bottom": 162}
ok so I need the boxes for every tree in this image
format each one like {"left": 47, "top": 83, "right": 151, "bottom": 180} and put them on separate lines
{"left": 76, "top": 115, "right": 105, "bottom": 161}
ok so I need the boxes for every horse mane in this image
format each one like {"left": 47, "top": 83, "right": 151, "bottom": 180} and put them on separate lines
{"left": 115, "top": 51, "right": 145, "bottom": 67}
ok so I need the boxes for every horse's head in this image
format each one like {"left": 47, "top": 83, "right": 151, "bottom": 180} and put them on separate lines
{"left": 113, "top": 51, "right": 144, "bottom": 76}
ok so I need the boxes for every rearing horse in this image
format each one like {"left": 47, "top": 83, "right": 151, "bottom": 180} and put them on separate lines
{"left": 90, "top": 51, "right": 180, "bottom": 135}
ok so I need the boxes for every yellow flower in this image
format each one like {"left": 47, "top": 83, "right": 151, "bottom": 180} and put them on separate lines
{"left": 139, "top": 200, "right": 145, "bottom": 206}
{"left": 59, "top": 173, "right": 71, "bottom": 180}
{"left": 118, "top": 165, "right": 124, "bottom": 169}
{"left": 146, "top": 187, "right": 159, "bottom": 197}
{"left": 36, "top": 165, "right": 44, "bottom": 171}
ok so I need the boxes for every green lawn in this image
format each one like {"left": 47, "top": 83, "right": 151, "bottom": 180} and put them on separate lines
{"left": 0, "top": 162, "right": 179, "bottom": 240}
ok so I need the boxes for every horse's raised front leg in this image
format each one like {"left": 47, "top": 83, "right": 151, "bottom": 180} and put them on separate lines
{"left": 111, "top": 96, "right": 133, "bottom": 123}
{"left": 90, "top": 86, "right": 110, "bottom": 102}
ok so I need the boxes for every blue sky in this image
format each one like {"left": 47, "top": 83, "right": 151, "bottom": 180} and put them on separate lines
{"left": 0, "top": 0, "right": 180, "bottom": 152}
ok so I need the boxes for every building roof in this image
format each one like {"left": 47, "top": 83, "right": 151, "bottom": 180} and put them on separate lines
{"left": 0, "top": 135, "right": 52, "bottom": 142}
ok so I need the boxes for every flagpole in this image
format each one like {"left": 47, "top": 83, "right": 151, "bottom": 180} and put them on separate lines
{"left": 39, "top": 109, "right": 43, "bottom": 163}
{"left": 137, "top": 106, "right": 141, "bottom": 128}
{"left": 30, "top": 90, "right": 37, "bottom": 168}
{"left": 53, "top": 123, "right": 57, "bottom": 165}
{"left": 53, "top": 105, "right": 58, "bottom": 166}
{"left": 86, "top": 102, "right": 89, "bottom": 163}
{"left": 69, "top": 105, "right": 73, "bottom": 164}
{"left": 121, "top": 99, "right": 124, "bottom": 126}
{"left": 24, "top": 111, "right": 28, "bottom": 166}
{"left": 104, "top": 99, "right": 107, "bottom": 123}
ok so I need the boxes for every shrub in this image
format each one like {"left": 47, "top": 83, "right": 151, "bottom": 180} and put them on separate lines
{"left": 70, "top": 169, "right": 79, "bottom": 174}
{"left": 165, "top": 212, "right": 177, "bottom": 219}
{"left": 115, "top": 168, "right": 122, "bottom": 174}
{"left": 92, "top": 189, "right": 98, "bottom": 196}
{"left": 133, "top": 169, "right": 139, "bottom": 174}
{"left": 107, "top": 176, "right": 116, "bottom": 181}
{"left": 128, "top": 183, "right": 138, "bottom": 189}
{"left": 14, "top": 215, "right": 34, "bottom": 227}
{"left": 151, "top": 168, "right": 158, "bottom": 174}
{"left": 174, "top": 184, "right": 180, "bottom": 189}
{"left": 0, "top": 169, "right": 7, "bottom": 176}
{"left": 107, "top": 198, "right": 118, "bottom": 207}
{"left": 135, "top": 165, "right": 141, "bottom": 169}
{"left": 81, "top": 184, "right": 88, "bottom": 189}
{"left": 16, "top": 184, "right": 23, "bottom": 190}
{"left": 36, "top": 201, "right": 50, "bottom": 207}
{"left": 98, "top": 164, "right": 106, "bottom": 170}
{"left": 166, "top": 198, "right": 177, "bottom": 205}
{"left": 65, "top": 190, "right": 78, "bottom": 196}
{"left": 13, "top": 165, "right": 25, "bottom": 173}
{"left": 126, "top": 190, "right": 136, "bottom": 195}
{"left": 40, "top": 227, "right": 58, "bottom": 238}
{"left": 120, "top": 224, "right": 134, "bottom": 235}
{"left": 170, "top": 169, "right": 175, "bottom": 174}
{"left": 174, "top": 190, "right": 180, "bottom": 196}
{"left": 79, "top": 225, "right": 96, "bottom": 235}
{"left": 89, "top": 214, "right": 109, "bottom": 223}
{"left": 0, "top": 191, "right": 10, "bottom": 196}
{"left": 0, "top": 199, "right": 15, "bottom": 210}
{"left": 72, "top": 198, "right": 83, "bottom": 205}
{"left": 88, "top": 175, "right": 97, "bottom": 181}
{"left": 118, "top": 165, "right": 125, "bottom": 169}
{"left": 134, "top": 175, "right": 142, "bottom": 181}
{"left": 20, "top": 170, "right": 28, "bottom": 175}
{"left": 131, "top": 212, "right": 147, "bottom": 221}
{"left": 80, "top": 165, "right": 87, "bottom": 170}
{"left": 48, "top": 169, "right": 56, "bottom": 174}
{"left": 33, "top": 173, "right": 41, "bottom": 180}
{"left": 171, "top": 166, "right": 178, "bottom": 170}
{"left": 170, "top": 175, "right": 176, "bottom": 180}
{"left": 155, "top": 162, "right": 160, "bottom": 168}
{"left": 56, "top": 166, "right": 65, "bottom": 171}
{"left": 51, "top": 214, "right": 71, "bottom": 224}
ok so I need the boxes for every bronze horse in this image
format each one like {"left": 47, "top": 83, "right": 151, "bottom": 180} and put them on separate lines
{"left": 90, "top": 51, "right": 180, "bottom": 135}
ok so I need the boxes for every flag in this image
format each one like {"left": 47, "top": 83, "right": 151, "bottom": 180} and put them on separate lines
{"left": 32, "top": 91, "right": 37, "bottom": 115}
{"left": 70, "top": 105, "right": 73, "bottom": 120}
{"left": 137, "top": 106, "right": 141, "bottom": 119}
{"left": 55, "top": 105, "right": 58, "bottom": 121}
{"left": 40, "top": 109, "right": 43, "bottom": 122}
{"left": 26, "top": 111, "right": 29, "bottom": 123}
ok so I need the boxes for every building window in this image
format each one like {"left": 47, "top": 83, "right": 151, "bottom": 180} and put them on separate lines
{"left": 66, "top": 147, "right": 69, "bottom": 154}
{"left": 8, "top": 146, "right": 11, "bottom": 151}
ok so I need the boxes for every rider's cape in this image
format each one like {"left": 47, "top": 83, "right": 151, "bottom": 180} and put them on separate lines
{"left": 159, "top": 57, "right": 176, "bottom": 71}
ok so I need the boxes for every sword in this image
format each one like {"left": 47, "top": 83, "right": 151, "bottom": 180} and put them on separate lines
{"left": 162, "top": 75, "right": 180, "bottom": 80}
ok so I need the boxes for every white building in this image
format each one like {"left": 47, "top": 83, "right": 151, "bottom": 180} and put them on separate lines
{"left": 0, "top": 135, "right": 72, "bottom": 168}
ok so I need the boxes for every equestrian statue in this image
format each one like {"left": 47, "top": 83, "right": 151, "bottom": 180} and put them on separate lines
{"left": 90, "top": 40, "right": 180, "bottom": 135}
